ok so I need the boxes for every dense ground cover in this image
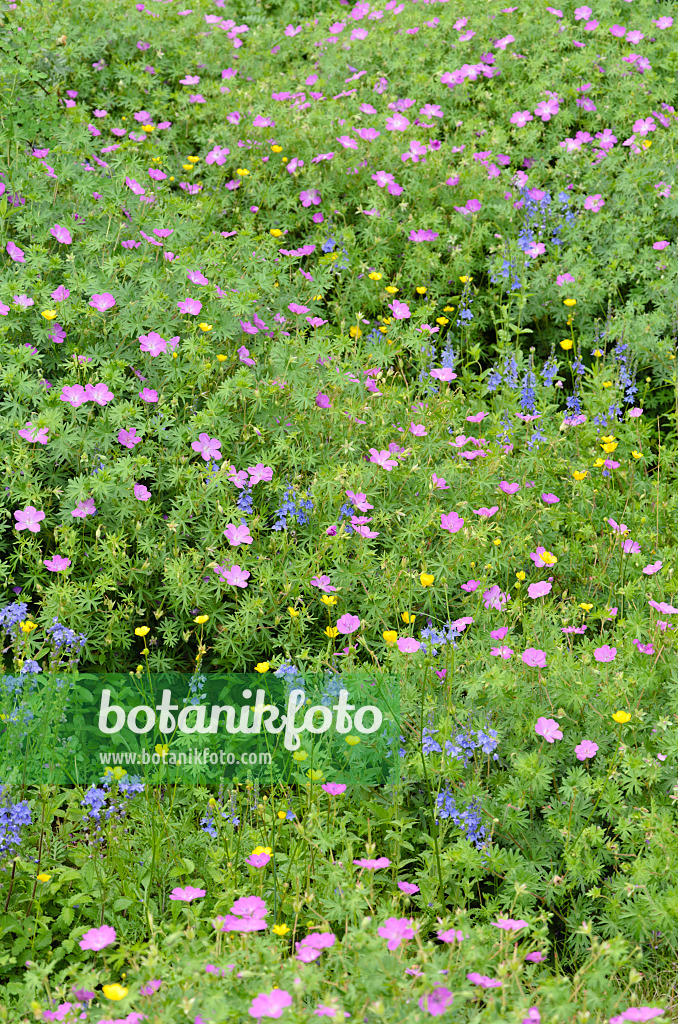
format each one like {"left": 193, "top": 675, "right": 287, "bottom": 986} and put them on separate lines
{"left": 1, "top": 0, "right": 678, "bottom": 1019}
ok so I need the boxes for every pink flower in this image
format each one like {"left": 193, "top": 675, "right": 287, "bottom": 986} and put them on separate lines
{"left": 510, "top": 110, "right": 534, "bottom": 127}
{"left": 84, "top": 382, "right": 114, "bottom": 406}
{"left": 525, "top": 951, "right": 546, "bottom": 963}
{"left": 609, "top": 1010, "right": 665, "bottom": 1024}
{"left": 409, "top": 229, "right": 439, "bottom": 243}
{"left": 483, "top": 585, "right": 510, "bottom": 610}
{"left": 499, "top": 481, "right": 520, "bottom": 495}
{"left": 192, "top": 433, "right": 222, "bottom": 461}
{"left": 530, "top": 547, "right": 554, "bottom": 568}
{"left": 397, "top": 637, "right": 421, "bottom": 654}
{"left": 473, "top": 506, "right": 499, "bottom": 517}
{"left": 316, "top": 393, "right": 331, "bottom": 409}
{"left": 354, "top": 856, "right": 390, "bottom": 869}
{"left": 134, "top": 483, "right": 151, "bottom": 501}
{"left": 369, "top": 448, "right": 398, "bottom": 470}
{"left": 623, "top": 539, "right": 640, "bottom": 555}
{"left": 140, "top": 980, "right": 162, "bottom": 996}
{"left": 118, "top": 427, "right": 142, "bottom": 449}
{"left": 322, "top": 783, "right": 346, "bottom": 795}
{"left": 89, "top": 292, "right": 115, "bottom": 311}
{"left": 246, "top": 853, "right": 271, "bottom": 869}
{"left": 523, "top": 648, "right": 547, "bottom": 669}
{"left": 648, "top": 599, "right": 678, "bottom": 615}
{"left": 584, "top": 194, "right": 605, "bottom": 212}
{"left": 397, "top": 881, "right": 419, "bottom": 895}
{"left": 310, "top": 575, "right": 337, "bottom": 593}
{"left": 535, "top": 717, "right": 562, "bottom": 742}
{"left": 224, "top": 523, "right": 253, "bottom": 546}
{"left": 296, "top": 932, "right": 336, "bottom": 962}
{"left": 72, "top": 498, "right": 96, "bottom": 518}
{"left": 432, "top": 474, "right": 448, "bottom": 490}
{"left": 491, "top": 646, "right": 513, "bottom": 659}
{"left": 409, "top": 422, "right": 427, "bottom": 436}
{"left": 50, "top": 224, "right": 72, "bottom": 244}
{"left": 594, "top": 645, "right": 616, "bottom": 662}
{"left": 461, "top": 580, "right": 479, "bottom": 593}
{"left": 51, "top": 285, "right": 70, "bottom": 301}
{"left": 643, "top": 561, "right": 662, "bottom": 575}
{"left": 389, "top": 299, "right": 411, "bottom": 320}
{"left": 79, "top": 925, "right": 116, "bottom": 951}
{"left": 437, "top": 928, "right": 465, "bottom": 943}
{"left": 575, "top": 740, "right": 598, "bottom": 761}
{"left": 170, "top": 885, "right": 206, "bottom": 902}
{"left": 653, "top": 241, "right": 669, "bottom": 251}
{"left": 216, "top": 564, "right": 250, "bottom": 588}
{"left": 492, "top": 918, "right": 529, "bottom": 931}
{"left": 249, "top": 989, "right": 293, "bottom": 1019}
{"left": 14, "top": 506, "right": 45, "bottom": 533}
{"left": 541, "top": 492, "right": 560, "bottom": 504}
{"left": 418, "top": 988, "right": 454, "bottom": 1017}
{"left": 337, "top": 613, "right": 360, "bottom": 635}
{"left": 441, "top": 511, "right": 464, "bottom": 533}
{"left": 18, "top": 423, "right": 49, "bottom": 444}
{"left": 44, "top": 555, "right": 72, "bottom": 572}
{"left": 288, "top": 302, "right": 310, "bottom": 314}
{"left": 466, "top": 411, "right": 487, "bottom": 423}
{"left": 139, "top": 388, "right": 159, "bottom": 403}
{"left": 528, "top": 581, "right": 552, "bottom": 600}
{"left": 534, "top": 97, "right": 560, "bottom": 121}
{"left": 430, "top": 368, "right": 457, "bottom": 382}
{"left": 178, "top": 297, "right": 202, "bottom": 315}
{"left": 467, "top": 973, "right": 502, "bottom": 989}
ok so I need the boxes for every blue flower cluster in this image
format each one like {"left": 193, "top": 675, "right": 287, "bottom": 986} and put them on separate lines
{"left": 0, "top": 783, "right": 31, "bottom": 855}
{"left": 47, "top": 618, "right": 87, "bottom": 651}
{"left": 436, "top": 790, "right": 487, "bottom": 849}
{"left": 419, "top": 621, "right": 460, "bottom": 658}
{"left": 237, "top": 486, "right": 254, "bottom": 515}
{"left": 271, "top": 486, "right": 314, "bottom": 531}
{"left": 0, "top": 602, "right": 28, "bottom": 639}
{"left": 423, "top": 727, "right": 499, "bottom": 766}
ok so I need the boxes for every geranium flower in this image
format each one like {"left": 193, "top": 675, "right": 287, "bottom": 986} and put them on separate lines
{"left": 79, "top": 925, "right": 116, "bottom": 951}
{"left": 72, "top": 498, "right": 96, "bottom": 518}
{"left": 89, "top": 292, "right": 116, "bottom": 311}
{"left": 14, "top": 506, "right": 45, "bottom": 532}
{"left": 523, "top": 648, "right": 547, "bottom": 669}
{"left": 354, "top": 856, "right": 390, "bottom": 869}
{"left": 441, "top": 511, "right": 464, "bottom": 533}
{"left": 50, "top": 224, "right": 72, "bottom": 244}
{"left": 170, "top": 886, "right": 206, "bottom": 902}
{"left": 134, "top": 484, "right": 151, "bottom": 501}
{"left": 594, "top": 645, "right": 616, "bottom": 662}
{"left": 44, "top": 555, "right": 72, "bottom": 572}
{"left": 467, "top": 973, "right": 502, "bottom": 989}
{"left": 528, "top": 581, "right": 552, "bottom": 600}
{"left": 492, "top": 918, "right": 528, "bottom": 931}
{"left": 192, "top": 433, "right": 222, "bottom": 461}
{"left": 249, "top": 989, "right": 292, "bottom": 1019}
{"left": 224, "top": 523, "right": 253, "bottom": 546}
{"left": 575, "top": 740, "right": 598, "bottom": 760}
{"left": 534, "top": 717, "right": 562, "bottom": 742}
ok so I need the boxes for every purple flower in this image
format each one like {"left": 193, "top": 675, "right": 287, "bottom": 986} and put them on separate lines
{"left": 499, "top": 481, "right": 520, "bottom": 495}
{"left": 140, "top": 980, "right": 162, "bottom": 996}
{"left": 623, "top": 539, "right": 641, "bottom": 555}
{"left": 389, "top": 299, "right": 411, "bottom": 320}
{"left": 354, "top": 856, "right": 390, "bottom": 870}
{"left": 44, "top": 555, "right": 72, "bottom": 572}
{"left": 492, "top": 918, "right": 528, "bottom": 931}
{"left": 50, "top": 224, "right": 72, "bottom": 244}
{"left": 216, "top": 564, "right": 250, "bottom": 588}
{"left": 643, "top": 561, "right": 662, "bottom": 575}
{"left": 238, "top": 346, "right": 256, "bottom": 366}
{"left": 491, "top": 646, "right": 513, "bottom": 658}
{"left": 510, "top": 110, "right": 534, "bottom": 127}
{"left": 418, "top": 987, "right": 454, "bottom": 1017}
{"left": 409, "top": 229, "right": 439, "bottom": 242}
{"left": 72, "top": 498, "right": 96, "bottom": 518}
{"left": 437, "top": 928, "right": 465, "bottom": 943}
{"left": 610, "top": 1010, "right": 665, "bottom": 1024}
{"left": 467, "top": 973, "right": 502, "bottom": 989}
{"left": 192, "top": 433, "right": 222, "bottom": 462}
{"left": 528, "top": 581, "right": 552, "bottom": 600}
{"left": 594, "top": 645, "right": 616, "bottom": 663}
{"left": 541, "top": 493, "right": 560, "bottom": 504}
{"left": 523, "top": 648, "right": 547, "bottom": 669}
{"left": 322, "top": 782, "right": 346, "bottom": 796}
{"left": 376, "top": 916, "right": 415, "bottom": 951}
{"left": 575, "top": 740, "right": 598, "bottom": 761}
{"left": 84, "top": 382, "right": 114, "bottom": 405}
{"left": 51, "top": 285, "right": 70, "bottom": 301}
{"left": 397, "top": 637, "right": 421, "bottom": 654}
{"left": 79, "top": 924, "right": 116, "bottom": 951}
{"left": 134, "top": 483, "right": 151, "bottom": 501}
{"left": 178, "top": 297, "right": 202, "bottom": 315}
{"left": 316, "top": 393, "right": 331, "bottom": 409}
{"left": 139, "top": 332, "right": 167, "bottom": 356}
{"left": 461, "top": 580, "right": 479, "bottom": 593}
{"left": 535, "top": 717, "right": 562, "bottom": 742}
{"left": 187, "top": 270, "right": 209, "bottom": 286}
{"left": 299, "top": 189, "right": 321, "bottom": 207}
{"left": 482, "top": 585, "right": 510, "bottom": 611}
{"left": 249, "top": 989, "right": 293, "bottom": 1019}
{"left": 224, "top": 523, "right": 253, "bottom": 546}
{"left": 397, "top": 881, "right": 419, "bottom": 895}
{"left": 441, "top": 511, "right": 464, "bottom": 533}
{"left": 473, "top": 506, "right": 499, "bottom": 518}
{"left": 139, "top": 388, "right": 159, "bottom": 403}
{"left": 336, "top": 613, "right": 360, "bottom": 635}
{"left": 118, "top": 427, "right": 142, "bottom": 449}
{"left": 369, "top": 448, "right": 399, "bottom": 471}
{"left": 18, "top": 423, "right": 49, "bottom": 444}
{"left": 525, "top": 951, "right": 546, "bottom": 963}
{"left": 311, "top": 574, "right": 337, "bottom": 593}
{"left": 89, "top": 292, "right": 116, "bottom": 311}
{"left": 170, "top": 885, "right": 206, "bottom": 902}
{"left": 14, "top": 506, "right": 45, "bottom": 533}
{"left": 6, "top": 241, "right": 25, "bottom": 262}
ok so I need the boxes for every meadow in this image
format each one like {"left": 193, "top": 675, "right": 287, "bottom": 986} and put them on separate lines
{"left": 1, "top": 0, "right": 678, "bottom": 1018}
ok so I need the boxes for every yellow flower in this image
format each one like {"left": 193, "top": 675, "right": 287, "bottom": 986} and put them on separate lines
{"left": 593, "top": 348, "right": 603, "bottom": 357}
{"left": 345, "top": 735, "right": 361, "bottom": 746}
{"left": 459, "top": 275, "right": 472, "bottom": 283}
{"left": 169, "top": 176, "right": 175, "bottom": 182}
{"left": 37, "top": 873, "right": 51, "bottom": 883}
{"left": 270, "top": 228, "right": 283, "bottom": 237}
{"left": 516, "top": 571, "right": 526, "bottom": 581}
{"left": 579, "top": 603, "right": 593, "bottom": 612}
{"left": 601, "top": 442, "right": 618, "bottom": 453}
{"left": 560, "top": 339, "right": 573, "bottom": 351}
{"left": 292, "top": 751, "right": 308, "bottom": 761}
{"left": 601, "top": 434, "right": 615, "bottom": 443}
{"left": 541, "top": 551, "right": 557, "bottom": 566}
{"left": 632, "top": 451, "right": 643, "bottom": 460}
{"left": 416, "top": 286, "right": 427, "bottom": 294}
{"left": 255, "top": 662, "right": 270, "bottom": 674}
{"left": 20, "top": 620, "right": 38, "bottom": 634}
{"left": 573, "top": 470, "right": 588, "bottom": 481}
{"left": 443, "top": 305, "right": 455, "bottom": 312}
{"left": 187, "top": 155, "right": 200, "bottom": 163}
{"left": 198, "top": 323, "right": 213, "bottom": 332}
{"left": 252, "top": 846, "right": 272, "bottom": 855}
{"left": 217, "top": 354, "right": 227, "bottom": 361}
{"left": 321, "top": 595, "right": 337, "bottom": 606}
{"left": 385, "top": 285, "right": 399, "bottom": 294}
{"left": 141, "top": 124, "right": 154, "bottom": 132}
{"left": 277, "top": 810, "right": 286, "bottom": 819}
{"left": 593, "top": 458, "right": 605, "bottom": 468}
{"left": 312, "top": 294, "right": 322, "bottom": 301}
{"left": 324, "top": 626, "right": 338, "bottom": 639}
{"left": 273, "top": 923, "right": 290, "bottom": 936}
{"left": 307, "top": 769, "right": 324, "bottom": 781}
{"left": 612, "top": 711, "right": 631, "bottom": 725}
{"left": 349, "top": 326, "right": 362, "bottom": 338}
{"left": 194, "top": 614, "right": 209, "bottom": 624}
{"left": 368, "top": 272, "right": 382, "bottom": 281}
{"left": 401, "top": 611, "right": 415, "bottom": 624}
{"left": 102, "top": 985, "right": 128, "bottom": 1001}
{"left": 236, "top": 168, "right": 249, "bottom": 176}
{"left": 135, "top": 626, "right": 150, "bottom": 637}
{"left": 104, "top": 766, "right": 127, "bottom": 780}
{"left": 420, "top": 572, "right": 434, "bottom": 587}
{"left": 436, "top": 317, "right": 449, "bottom": 325}
{"left": 288, "top": 606, "right": 300, "bottom": 618}
{"left": 383, "top": 630, "right": 398, "bottom": 644}
{"left": 271, "top": 144, "right": 283, "bottom": 153}
{"left": 493, "top": 538, "right": 501, "bottom": 547}
{"left": 563, "top": 298, "right": 577, "bottom": 307}
{"left": 41, "top": 310, "right": 57, "bottom": 320}
{"left": 641, "top": 139, "right": 652, "bottom": 149}
{"left": 155, "top": 743, "right": 169, "bottom": 757}
{"left": 182, "top": 163, "right": 193, "bottom": 171}
{"left": 602, "top": 381, "right": 613, "bottom": 389}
